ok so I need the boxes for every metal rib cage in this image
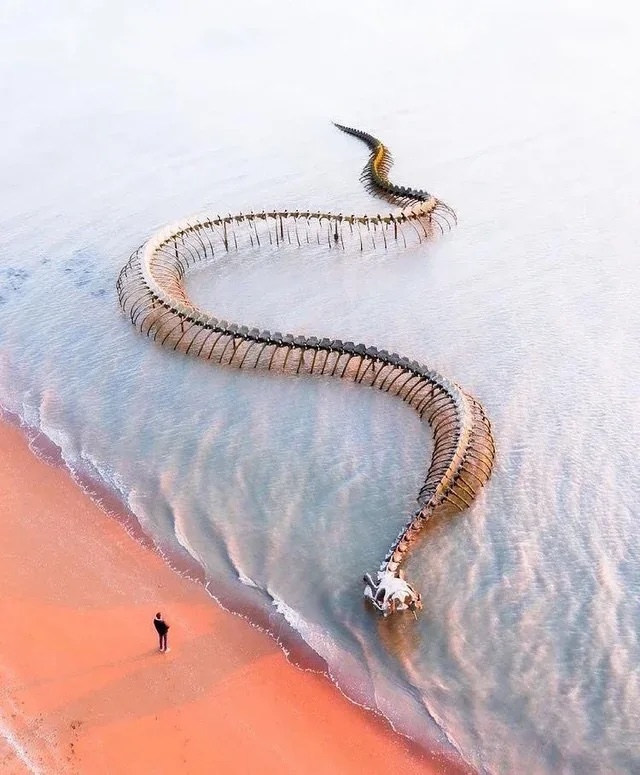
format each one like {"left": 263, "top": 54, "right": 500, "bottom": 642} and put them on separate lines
{"left": 116, "top": 126, "right": 495, "bottom": 613}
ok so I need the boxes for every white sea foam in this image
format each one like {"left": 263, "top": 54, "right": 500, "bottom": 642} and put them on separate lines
{"left": 0, "top": 722, "right": 41, "bottom": 774}
{"left": 238, "top": 569, "right": 259, "bottom": 588}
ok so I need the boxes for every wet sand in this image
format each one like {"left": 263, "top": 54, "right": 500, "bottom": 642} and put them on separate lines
{"left": 0, "top": 416, "right": 470, "bottom": 774}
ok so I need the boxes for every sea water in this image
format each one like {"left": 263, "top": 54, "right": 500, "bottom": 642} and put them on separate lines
{"left": 1, "top": 1, "right": 639, "bottom": 772}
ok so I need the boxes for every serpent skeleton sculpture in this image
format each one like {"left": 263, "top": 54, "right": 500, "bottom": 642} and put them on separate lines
{"left": 117, "top": 123, "right": 495, "bottom": 616}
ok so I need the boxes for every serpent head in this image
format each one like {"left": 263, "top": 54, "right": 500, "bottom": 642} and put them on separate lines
{"left": 363, "top": 570, "right": 423, "bottom": 616}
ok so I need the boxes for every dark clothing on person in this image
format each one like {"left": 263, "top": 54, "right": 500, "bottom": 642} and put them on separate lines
{"left": 153, "top": 617, "right": 169, "bottom": 636}
{"left": 154, "top": 615, "right": 169, "bottom": 651}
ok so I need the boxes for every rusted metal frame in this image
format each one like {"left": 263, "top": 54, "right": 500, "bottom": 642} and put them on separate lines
{"left": 339, "top": 353, "right": 359, "bottom": 379}
{"left": 431, "top": 433, "right": 461, "bottom": 456}
{"left": 416, "top": 393, "right": 444, "bottom": 420}
{"left": 471, "top": 410, "right": 495, "bottom": 439}
{"left": 250, "top": 341, "right": 271, "bottom": 368}
{"left": 354, "top": 354, "right": 371, "bottom": 382}
{"left": 397, "top": 373, "right": 423, "bottom": 401}
{"left": 473, "top": 414, "right": 494, "bottom": 437}
{"left": 267, "top": 343, "right": 283, "bottom": 370}
{"left": 426, "top": 209, "right": 443, "bottom": 236}
{"left": 282, "top": 344, "right": 296, "bottom": 371}
{"left": 156, "top": 245, "right": 189, "bottom": 277}
{"left": 429, "top": 438, "right": 463, "bottom": 467}
{"left": 294, "top": 215, "right": 304, "bottom": 247}
{"left": 230, "top": 335, "right": 250, "bottom": 363}
{"left": 369, "top": 360, "right": 394, "bottom": 388}
{"left": 403, "top": 214, "right": 424, "bottom": 244}
{"left": 405, "top": 381, "right": 432, "bottom": 411}
{"left": 171, "top": 236, "right": 199, "bottom": 272}
{"left": 443, "top": 487, "right": 472, "bottom": 509}
{"left": 463, "top": 448, "right": 494, "bottom": 480}
{"left": 421, "top": 391, "right": 452, "bottom": 420}
{"left": 356, "top": 357, "right": 377, "bottom": 384}
{"left": 310, "top": 346, "right": 326, "bottom": 374}
{"left": 116, "top": 271, "right": 143, "bottom": 303}
{"left": 177, "top": 230, "right": 203, "bottom": 268}
{"left": 152, "top": 248, "right": 181, "bottom": 272}
{"left": 371, "top": 358, "right": 397, "bottom": 390}
{"left": 159, "top": 316, "right": 188, "bottom": 346}
{"left": 461, "top": 441, "right": 495, "bottom": 473}
{"left": 147, "top": 309, "right": 182, "bottom": 343}
{"left": 432, "top": 206, "right": 453, "bottom": 232}
{"left": 432, "top": 410, "right": 460, "bottom": 437}
{"left": 147, "top": 258, "right": 180, "bottom": 285}
{"left": 433, "top": 436, "right": 463, "bottom": 463}
{"left": 411, "top": 212, "right": 430, "bottom": 240}
{"left": 457, "top": 466, "right": 487, "bottom": 491}
{"left": 381, "top": 366, "right": 412, "bottom": 394}
{"left": 467, "top": 436, "right": 497, "bottom": 460}
{"left": 176, "top": 231, "right": 200, "bottom": 269}
{"left": 188, "top": 225, "right": 212, "bottom": 262}
{"left": 142, "top": 306, "right": 177, "bottom": 337}
{"left": 185, "top": 324, "right": 213, "bottom": 356}
{"left": 227, "top": 215, "right": 239, "bottom": 250}
{"left": 173, "top": 319, "right": 203, "bottom": 351}
{"left": 378, "top": 217, "right": 388, "bottom": 250}
{"left": 441, "top": 478, "right": 473, "bottom": 508}
{"left": 218, "top": 334, "right": 239, "bottom": 364}
{"left": 293, "top": 346, "right": 307, "bottom": 374}
{"left": 316, "top": 348, "right": 333, "bottom": 375}
{"left": 414, "top": 383, "right": 439, "bottom": 415}
{"left": 343, "top": 353, "right": 364, "bottom": 380}
{"left": 446, "top": 468, "right": 478, "bottom": 502}
{"left": 211, "top": 216, "right": 230, "bottom": 251}
{"left": 128, "top": 289, "right": 156, "bottom": 324}
{"left": 238, "top": 340, "right": 258, "bottom": 368}
{"left": 202, "top": 330, "right": 228, "bottom": 360}
{"left": 296, "top": 346, "right": 318, "bottom": 374}
{"left": 247, "top": 213, "right": 261, "bottom": 247}
{"left": 426, "top": 398, "right": 456, "bottom": 426}
{"left": 468, "top": 429, "right": 496, "bottom": 455}
{"left": 329, "top": 352, "right": 347, "bottom": 377}
{"left": 118, "top": 270, "right": 145, "bottom": 302}
{"left": 464, "top": 450, "right": 494, "bottom": 477}
{"left": 403, "top": 376, "right": 428, "bottom": 404}
{"left": 198, "top": 223, "right": 216, "bottom": 256}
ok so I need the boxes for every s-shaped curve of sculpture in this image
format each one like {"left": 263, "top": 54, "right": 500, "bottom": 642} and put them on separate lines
{"left": 117, "top": 123, "right": 495, "bottom": 617}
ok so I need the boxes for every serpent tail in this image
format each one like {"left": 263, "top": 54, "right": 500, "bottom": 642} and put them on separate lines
{"left": 333, "top": 122, "right": 457, "bottom": 233}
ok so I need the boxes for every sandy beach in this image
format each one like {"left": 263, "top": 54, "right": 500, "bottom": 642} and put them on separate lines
{"left": 0, "top": 415, "right": 469, "bottom": 774}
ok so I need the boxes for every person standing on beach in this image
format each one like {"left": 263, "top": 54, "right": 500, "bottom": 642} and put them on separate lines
{"left": 153, "top": 612, "right": 170, "bottom": 652}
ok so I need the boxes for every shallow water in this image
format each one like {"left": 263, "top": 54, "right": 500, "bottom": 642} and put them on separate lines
{"left": 1, "top": 1, "right": 639, "bottom": 772}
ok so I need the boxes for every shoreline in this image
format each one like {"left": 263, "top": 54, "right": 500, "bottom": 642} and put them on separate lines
{"left": 0, "top": 412, "right": 472, "bottom": 774}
